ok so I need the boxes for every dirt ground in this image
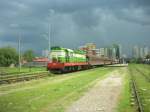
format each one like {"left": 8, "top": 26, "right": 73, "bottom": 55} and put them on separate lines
{"left": 66, "top": 69, "right": 124, "bottom": 112}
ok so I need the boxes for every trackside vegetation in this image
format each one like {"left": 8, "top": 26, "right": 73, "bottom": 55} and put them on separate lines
{"left": 0, "top": 67, "right": 114, "bottom": 112}
{"left": 0, "top": 67, "right": 47, "bottom": 75}
{"left": 0, "top": 47, "right": 18, "bottom": 67}
{"left": 128, "top": 64, "right": 150, "bottom": 112}
{"left": 117, "top": 64, "right": 150, "bottom": 112}
{"left": 0, "top": 64, "right": 149, "bottom": 112}
{"left": 0, "top": 46, "right": 35, "bottom": 67}
{"left": 117, "top": 68, "right": 136, "bottom": 112}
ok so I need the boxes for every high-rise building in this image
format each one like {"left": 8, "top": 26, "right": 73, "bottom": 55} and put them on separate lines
{"left": 79, "top": 43, "right": 123, "bottom": 59}
{"left": 119, "top": 44, "right": 122, "bottom": 58}
{"left": 99, "top": 48, "right": 105, "bottom": 57}
{"left": 132, "top": 46, "right": 150, "bottom": 59}
{"left": 95, "top": 49, "right": 101, "bottom": 56}
{"left": 140, "top": 47, "right": 144, "bottom": 58}
{"left": 132, "top": 46, "right": 140, "bottom": 58}
{"left": 144, "top": 46, "right": 149, "bottom": 57}
{"left": 112, "top": 44, "right": 120, "bottom": 59}
{"left": 104, "top": 48, "right": 108, "bottom": 58}
{"left": 104, "top": 44, "right": 121, "bottom": 59}
{"left": 107, "top": 48, "right": 112, "bottom": 59}
{"left": 112, "top": 47, "right": 116, "bottom": 59}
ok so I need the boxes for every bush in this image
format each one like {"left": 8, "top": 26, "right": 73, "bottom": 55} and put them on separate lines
{"left": 0, "top": 47, "right": 18, "bottom": 67}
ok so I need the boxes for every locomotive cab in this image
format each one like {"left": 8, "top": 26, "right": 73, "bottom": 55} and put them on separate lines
{"left": 47, "top": 46, "right": 88, "bottom": 73}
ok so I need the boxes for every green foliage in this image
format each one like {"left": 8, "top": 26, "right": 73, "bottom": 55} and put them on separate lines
{"left": 0, "top": 67, "right": 46, "bottom": 75}
{"left": 23, "top": 49, "right": 35, "bottom": 62}
{"left": 130, "top": 58, "right": 143, "bottom": 63}
{"left": 117, "top": 68, "right": 136, "bottom": 112}
{"left": 0, "top": 67, "right": 114, "bottom": 112}
{"left": 129, "top": 64, "right": 150, "bottom": 112}
{"left": 145, "top": 54, "right": 150, "bottom": 59}
{"left": 0, "top": 47, "right": 18, "bottom": 67}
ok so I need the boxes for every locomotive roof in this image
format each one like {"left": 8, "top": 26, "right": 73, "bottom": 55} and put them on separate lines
{"left": 51, "top": 46, "right": 86, "bottom": 54}
{"left": 51, "top": 46, "right": 73, "bottom": 52}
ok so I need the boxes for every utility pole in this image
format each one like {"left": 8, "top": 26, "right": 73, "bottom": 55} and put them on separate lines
{"left": 18, "top": 35, "right": 21, "bottom": 72}
{"left": 48, "top": 24, "right": 51, "bottom": 61}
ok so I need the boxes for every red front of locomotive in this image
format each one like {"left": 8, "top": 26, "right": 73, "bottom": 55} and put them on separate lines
{"left": 47, "top": 62, "right": 64, "bottom": 70}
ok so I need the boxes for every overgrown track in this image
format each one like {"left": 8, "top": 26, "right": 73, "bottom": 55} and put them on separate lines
{"left": 0, "top": 71, "right": 49, "bottom": 85}
{"left": 135, "top": 68, "right": 150, "bottom": 82}
{"left": 130, "top": 69, "right": 144, "bottom": 112}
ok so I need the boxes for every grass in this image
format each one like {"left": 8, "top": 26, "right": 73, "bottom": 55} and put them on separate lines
{"left": 117, "top": 64, "right": 150, "bottom": 112}
{"left": 0, "top": 67, "right": 47, "bottom": 75}
{"left": 0, "top": 67, "right": 115, "bottom": 112}
{"left": 128, "top": 64, "right": 150, "bottom": 112}
{"left": 117, "top": 67, "right": 136, "bottom": 112}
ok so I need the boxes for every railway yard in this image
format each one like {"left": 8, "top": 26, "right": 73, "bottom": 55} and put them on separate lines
{"left": 0, "top": 67, "right": 49, "bottom": 84}
{"left": 0, "top": 64, "right": 150, "bottom": 112}
{"left": 129, "top": 64, "right": 150, "bottom": 112}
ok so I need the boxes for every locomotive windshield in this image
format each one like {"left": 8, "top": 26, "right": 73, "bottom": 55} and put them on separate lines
{"left": 51, "top": 50, "right": 66, "bottom": 57}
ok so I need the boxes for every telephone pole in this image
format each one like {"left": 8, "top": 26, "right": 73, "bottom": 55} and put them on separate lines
{"left": 48, "top": 24, "right": 51, "bottom": 60}
{"left": 18, "top": 35, "right": 21, "bottom": 72}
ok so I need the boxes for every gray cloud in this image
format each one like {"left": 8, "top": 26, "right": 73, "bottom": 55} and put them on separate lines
{"left": 0, "top": 0, "right": 150, "bottom": 55}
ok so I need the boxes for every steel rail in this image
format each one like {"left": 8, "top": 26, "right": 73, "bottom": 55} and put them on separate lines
{"left": 130, "top": 69, "right": 144, "bottom": 112}
{"left": 135, "top": 68, "right": 150, "bottom": 82}
{"left": 0, "top": 72, "right": 49, "bottom": 85}
{"left": 0, "top": 71, "right": 48, "bottom": 79}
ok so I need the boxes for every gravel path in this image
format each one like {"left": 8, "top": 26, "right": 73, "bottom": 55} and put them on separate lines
{"left": 66, "top": 69, "right": 124, "bottom": 112}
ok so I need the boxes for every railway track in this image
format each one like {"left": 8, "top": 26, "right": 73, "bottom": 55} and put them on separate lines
{"left": 0, "top": 71, "right": 49, "bottom": 85}
{"left": 135, "top": 68, "right": 150, "bottom": 82}
{"left": 130, "top": 69, "right": 144, "bottom": 112}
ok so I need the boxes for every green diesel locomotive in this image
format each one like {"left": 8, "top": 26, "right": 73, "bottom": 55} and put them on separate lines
{"left": 47, "top": 46, "right": 113, "bottom": 73}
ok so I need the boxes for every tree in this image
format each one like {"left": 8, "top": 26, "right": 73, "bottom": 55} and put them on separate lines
{"left": 23, "top": 50, "right": 35, "bottom": 62}
{"left": 0, "top": 47, "right": 18, "bottom": 66}
{"left": 146, "top": 54, "right": 150, "bottom": 59}
{"left": 130, "top": 57, "right": 143, "bottom": 63}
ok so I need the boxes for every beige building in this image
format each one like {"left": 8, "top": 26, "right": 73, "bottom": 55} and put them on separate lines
{"left": 85, "top": 43, "right": 96, "bottom": 50}
{"left": 99, "top": 48, "right": 105, "bottom": 57}
{"left": 144, "top": 46, "right": 149, "bottom": 57}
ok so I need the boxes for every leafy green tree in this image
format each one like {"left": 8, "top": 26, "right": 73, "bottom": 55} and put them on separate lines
{"left": 0, "top": 47, "right": 18, "bottom": 66}
{"left": 23, "top": 50, "right": 35, "bottom": 62}
{"left": 146, "top": 54, "right": 150, "bottom": 59}
{"left": 130, "top": 58, "right": 143, "bottom": 63}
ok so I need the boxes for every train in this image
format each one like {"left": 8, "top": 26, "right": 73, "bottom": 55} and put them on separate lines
{"left": 47, "top": 46, "right": 118, "bottom": 73}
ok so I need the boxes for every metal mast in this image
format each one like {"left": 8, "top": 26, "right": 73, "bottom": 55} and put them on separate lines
{"left": 18, "top": 35, "right": 21, "bottom": 72}
{"left": 48, "top": 24, "right": 51, "bottom": 61}
{"left": 48, "top": 24, "right": 51, "bottom": 53}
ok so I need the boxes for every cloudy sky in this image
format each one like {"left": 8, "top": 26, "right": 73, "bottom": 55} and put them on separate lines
{"left": 0, "top": 0, "right": 150, "bottom": 56}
